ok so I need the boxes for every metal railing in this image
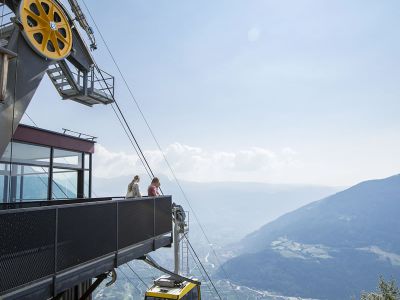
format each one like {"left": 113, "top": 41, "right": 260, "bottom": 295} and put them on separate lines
{"left": 90, "top": 67, "right": 115, "bottom": 98}
{"left": 62, "top": 128, "right": 97, "bottom": 141}
{"left": 49, "top": 60, "right": 114, "bottom": 103}
{"left": 0, "top": 196, "right": 173, "bottom": 298}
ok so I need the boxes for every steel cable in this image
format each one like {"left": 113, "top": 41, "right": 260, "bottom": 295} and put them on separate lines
{"left": 80, "top": 1, "right": 237, "bottom": 298}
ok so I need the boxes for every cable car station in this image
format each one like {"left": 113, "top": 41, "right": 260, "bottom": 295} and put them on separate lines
{"left": 0, "top": 0, "right": 203, "bottom": 299}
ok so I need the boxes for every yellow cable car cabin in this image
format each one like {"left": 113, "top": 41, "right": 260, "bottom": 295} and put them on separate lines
{"left": 143, "top": 208, "right": 202, "bottom": 300}
{"left": 145, "top": 276, "right": 201, "bottom": 300}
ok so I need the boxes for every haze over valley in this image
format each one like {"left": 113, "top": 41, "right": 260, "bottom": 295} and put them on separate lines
{"left": 92, "top": 174, "right": 400, "bottom": 299}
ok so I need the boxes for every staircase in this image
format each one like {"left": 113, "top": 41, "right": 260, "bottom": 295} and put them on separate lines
{"left": 47, "top": 61, "right": 114, "bottom": 106}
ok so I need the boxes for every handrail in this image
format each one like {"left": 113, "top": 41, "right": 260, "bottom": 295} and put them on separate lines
{"left": 62, "top": 128, "right": 97, "bottom": 141}
{"left": 0, "top": 195, "right": 169, "bottom": 211}
{"left": 89, "top": 66, "right": 115, "bottom": 98}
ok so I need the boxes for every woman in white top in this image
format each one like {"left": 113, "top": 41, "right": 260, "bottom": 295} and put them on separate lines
{"left": 126, "top": 175, "right": 141, "bottom": 198}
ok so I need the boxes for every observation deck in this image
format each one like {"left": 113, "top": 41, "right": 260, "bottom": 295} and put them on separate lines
{"left": 0, "top": 196, "right": 173, "bottom": 300}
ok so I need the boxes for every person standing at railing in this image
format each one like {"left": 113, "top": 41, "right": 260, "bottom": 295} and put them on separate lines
{"left": 148, "top": 177, "right": 161, "bottom": 196}
{"left": 126, "top": 175, "right": 141, "bottom": 198}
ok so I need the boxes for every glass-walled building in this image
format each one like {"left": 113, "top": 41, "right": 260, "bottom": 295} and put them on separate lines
{"left": 0, "top": 125, "right": 94, "bottom": 203}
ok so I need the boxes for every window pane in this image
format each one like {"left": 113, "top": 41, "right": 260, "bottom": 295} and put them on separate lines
{"left": 52, "top": 168, "right": 77, "bottom": 199}
{"left": 84, "top": 154, "right": 90, "bottom": 170}
{"left": 0, "top": 170, "right": 4, "bottom": 202}
{"left": 0, "top": 142, "right": 50, "bottom": 166}
{"left": 0, "top": 163, "right": 9, "bottom": 203}
{"left": 0, "top": 164, "right": 49, "bottom": 202}
{"left": 53, "top": 149, "right": 82, "bottom": 169}
{"left": 84, "top": 170, "right": 90, "bottom": 198}
{"left": 16, "top": 165, "right": 49, "bottom": 201}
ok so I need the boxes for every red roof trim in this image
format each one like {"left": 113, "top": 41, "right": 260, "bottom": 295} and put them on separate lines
{"left": 13, "top": 124, "right": 95, "bottom": 153}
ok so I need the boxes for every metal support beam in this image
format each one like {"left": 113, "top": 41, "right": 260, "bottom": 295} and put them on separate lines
{"left": 0, "top": 46, "right": 16, "bottom": 101}
{"left": 140, "top": 255, "right": 200, "bottom": 286}
{"left": 0, "top": 27, "right": 52, "bottom": 157}
{"left": 78, "top": 273, "right": 108, "bottom": 300}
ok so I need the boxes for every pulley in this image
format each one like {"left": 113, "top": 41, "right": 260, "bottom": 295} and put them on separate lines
{"left": 18, "top": 0, "right": 73, "bottom": 60}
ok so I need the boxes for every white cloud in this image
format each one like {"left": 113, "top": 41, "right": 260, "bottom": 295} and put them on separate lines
{"left": 93, "top": 143, "right": 302, "bottom": 183}
{"left": 247, "top": 27, "right": 261, "bottom": 42}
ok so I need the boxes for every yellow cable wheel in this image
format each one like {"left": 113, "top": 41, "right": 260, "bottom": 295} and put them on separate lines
{"left": 19, "top": 0, "right": 73, "bottom": 60}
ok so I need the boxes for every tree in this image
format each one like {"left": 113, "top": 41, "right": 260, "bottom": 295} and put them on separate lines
{"left": 360, "top": 277, "right": 400, "bottom": 300}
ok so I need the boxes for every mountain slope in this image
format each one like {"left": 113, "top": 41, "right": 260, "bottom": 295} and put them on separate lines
{"left": 219, "top": 174, "right": 400, "bottom": 300}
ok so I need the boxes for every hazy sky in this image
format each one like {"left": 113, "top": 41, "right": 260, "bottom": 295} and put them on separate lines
{"left": 23, "top": 0, "right": 400, "bottom": 186}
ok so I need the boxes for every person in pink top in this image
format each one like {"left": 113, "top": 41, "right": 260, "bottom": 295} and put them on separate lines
{"left": 148, "top": 177, "right": 161, "bottom": 196}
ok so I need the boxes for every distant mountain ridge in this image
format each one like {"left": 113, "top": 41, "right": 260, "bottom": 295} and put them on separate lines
{"left": 219, "top": 174, "right": 400, "bottom": 300}
{"left": 93, "top": 175, "right": 340, "bottom": 243}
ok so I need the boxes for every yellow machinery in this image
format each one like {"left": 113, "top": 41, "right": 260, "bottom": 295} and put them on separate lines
{"left": 145, "top": 278, "right": 201, "bottom": 300}
{"left": 19, "top": 0, "right": 73, "bottom": 60}
{"left": 142, "top": 205, "right": 202, "bottom": 300}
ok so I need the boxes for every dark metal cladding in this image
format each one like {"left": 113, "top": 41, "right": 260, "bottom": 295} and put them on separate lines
{"left": 0, "top": 209, "right": 56, "bottom": 292}
{"left": 57, "top": 202, "right": 117, "bottom": 271}
{"left": 0, "top": 196, "right": 173, "bottom": 300}
{"left": 155, "top": 196, "right": 173, "bottom": 236}
{"left": 118, "top": 199, "right": 155, "bottom": 249}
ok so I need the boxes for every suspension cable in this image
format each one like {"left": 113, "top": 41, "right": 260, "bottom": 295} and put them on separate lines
{"left": 109, "top": 103, "right": 153, "bottom": 180}
{"left": 103, "top": 90, "right": 224, "bottom": 297}
{"left": 91, "top": 60, "right": 163, "bottom": 193}
{"left": 118, "top": 268, "right": 143, "bottom": 294}
{"left": 90, "top": 69, "right": 154, "bottom": 181}
{"left": 184, "top": 235, "right": 222, "bottom": 300}
{"left": 110, "top": 102, "right": 223, "bottom": 296}
{"left": 188, "top": 242, "right": 219, "bottom": 299}
{"left": 80, "top": 2, "right": 239, "bottom": 298}
{"left": 107, "top": 86, "right": 156, "bottom": 180}
{"left": 25, "top": 113, "right": 38, "bottom": 127}
{"left": 126, "top": 262, "right": 149, "bottom": 289}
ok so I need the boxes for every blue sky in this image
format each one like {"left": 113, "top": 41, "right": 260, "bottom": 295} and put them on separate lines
{"left": 24, "top": 0, "right": 400, "bottom": 186}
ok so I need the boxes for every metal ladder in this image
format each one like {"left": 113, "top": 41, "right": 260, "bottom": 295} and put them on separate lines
{"left": 181, "top": 211, "right": 190, "bottom": 276}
